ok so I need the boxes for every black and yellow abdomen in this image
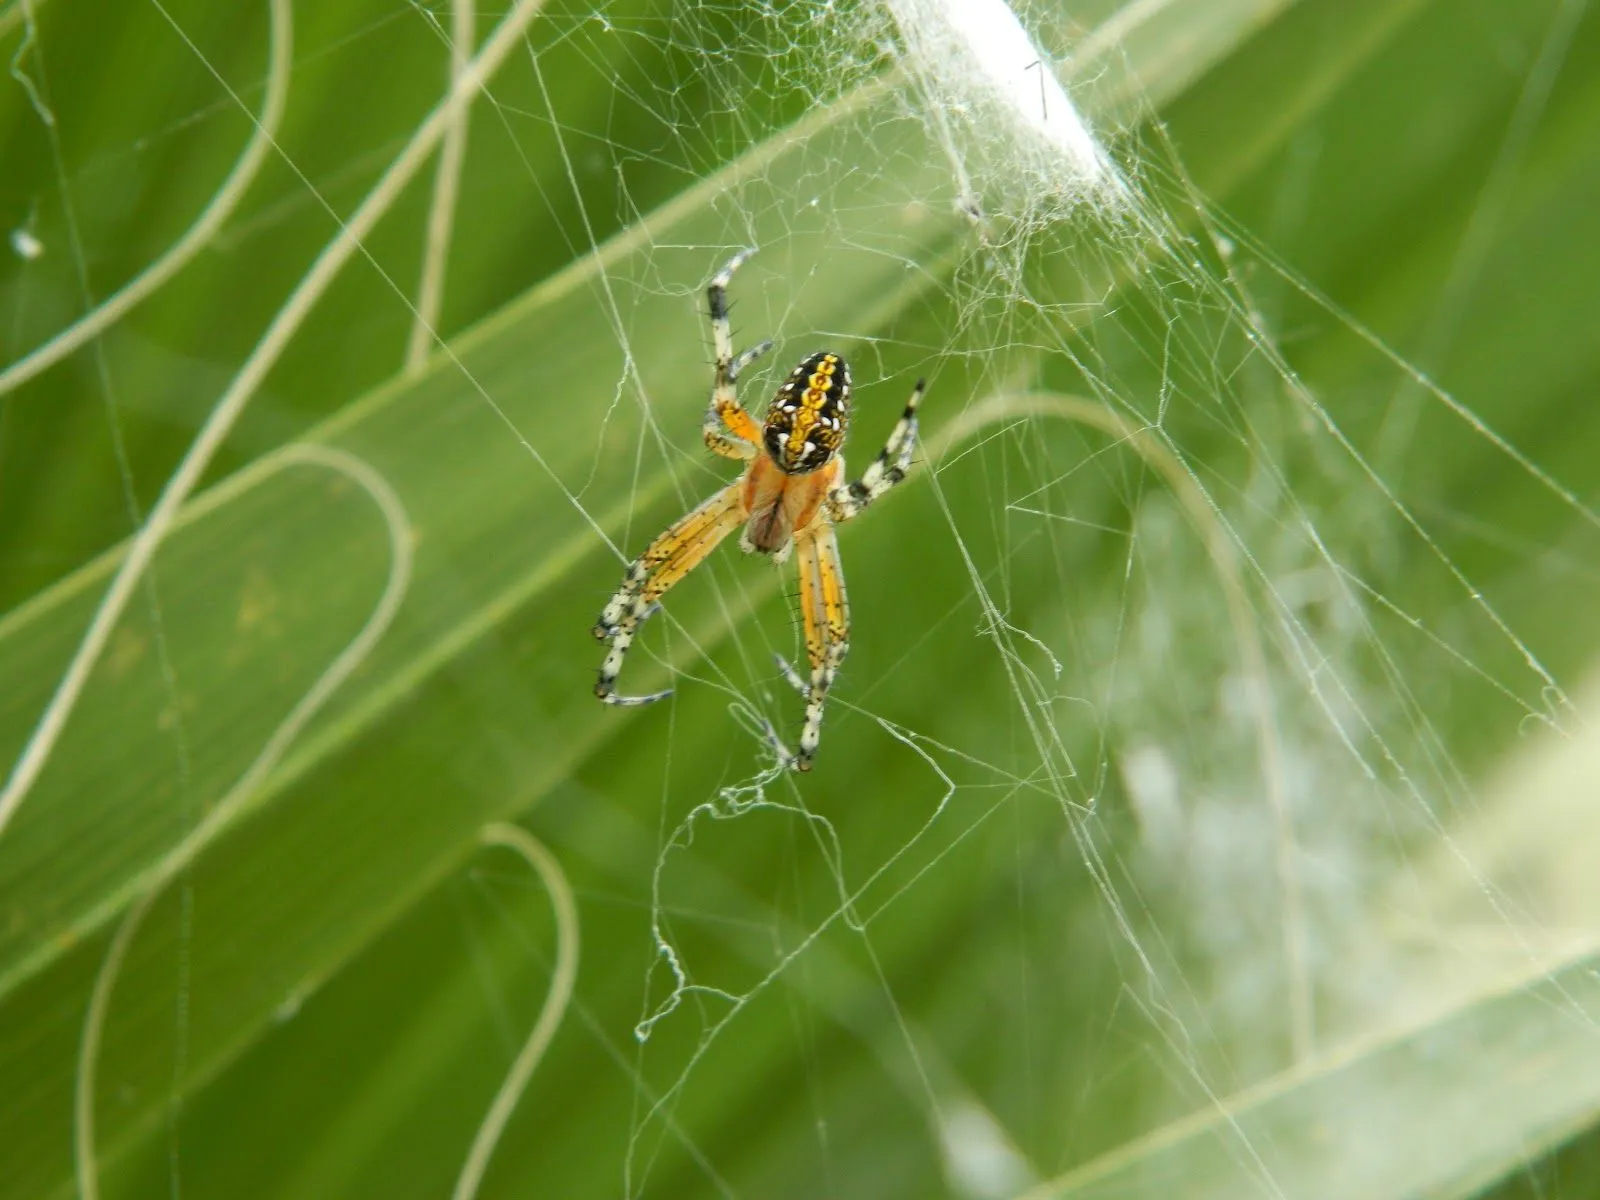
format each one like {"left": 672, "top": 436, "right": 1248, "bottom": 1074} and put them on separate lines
{"left": 763, "top": 351, "right": 850, "bottom": 475}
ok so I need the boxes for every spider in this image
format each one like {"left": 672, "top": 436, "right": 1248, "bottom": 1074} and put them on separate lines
{"left": 592, "top": 248, "right": 926, "bottom": 771}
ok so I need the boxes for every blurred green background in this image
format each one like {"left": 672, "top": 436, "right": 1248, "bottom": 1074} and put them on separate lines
{"left": 3, "top": 0, "right": 1600, "bottom": 1196}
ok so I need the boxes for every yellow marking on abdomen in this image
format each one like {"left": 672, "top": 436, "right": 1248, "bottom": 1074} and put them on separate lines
{"left": 784, "top": 356, "right": 838, "bottom": 457}
{"left": 785, "top": 406, "right": 820, "bottom": 456}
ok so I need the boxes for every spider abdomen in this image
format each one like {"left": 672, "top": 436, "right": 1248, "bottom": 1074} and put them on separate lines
{"left": 763, "top": 351, "right": 849, "bottom": 475}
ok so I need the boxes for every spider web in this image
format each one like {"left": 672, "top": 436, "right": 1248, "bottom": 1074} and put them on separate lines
{"left": 1, "top": 0, "right": 1598, "bottom": 1198}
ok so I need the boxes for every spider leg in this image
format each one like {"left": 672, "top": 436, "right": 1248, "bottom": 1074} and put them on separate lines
{"left": 827, "top": 378, "right": 926, "bottom": 523}
{"left": 729, "top": 339, "right": 773, "bottom": 383}
{"left": 702, "top": 249, "right": 767, "bottom": 457}
{"left": 594, "top": 481, "right": 745, "bottom": 705}
{"left": 785, "top": 520, "right": 850, "bottom": 771}
{"left": 703, "top": 426, "right": 759, "bottom": 461}
{"left": 704, "top": 338, "right": 774, "bottom": 459}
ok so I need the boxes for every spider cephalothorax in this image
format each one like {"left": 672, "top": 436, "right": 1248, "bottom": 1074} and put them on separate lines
{"left": 591, "top": 248, "right": 925, "bottom": 770}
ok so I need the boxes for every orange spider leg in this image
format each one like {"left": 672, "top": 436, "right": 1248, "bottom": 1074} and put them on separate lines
{"left": 708, "top": 393, "right": 762, "bottom": 447}
{"left": 593, "top": 481, "right": 746, "bottom": 704}
{"left": 787, "top": 519, "right": 850, "bottom": 769}
{"left": 703, "top": 247, "right": 771, "bottom": 460}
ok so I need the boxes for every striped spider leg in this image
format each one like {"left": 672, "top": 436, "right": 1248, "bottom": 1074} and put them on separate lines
{"left": 779, "top": 521, "right": 849, "bottom": 771}
{"left": 776, "top": 377, "right": 925, "bottom": 769}
{"left": 592, "top": 249, "right": 770, "bottom": 704}
{"left": 700, "top": 246, "right": 773, "bottom": 462}
{"left": 592, "top": 483, "right": 744, "bottom": 705}
{"left": 824, "top": 377, "right": 925, "bottom": 523}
